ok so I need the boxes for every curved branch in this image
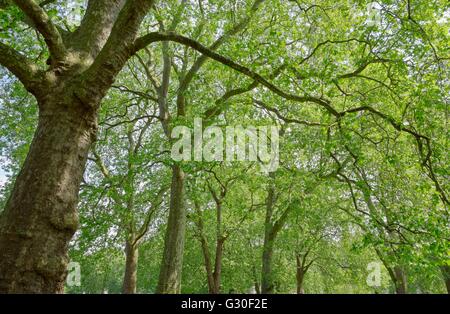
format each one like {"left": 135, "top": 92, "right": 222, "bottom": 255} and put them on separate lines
{"left": 13, "top": 0, "right": 66, "bottom": 61}
{"left": 133, "top": 31, "right": 339, "bottom": 115}
{"left": 0, "top": 42, "right": 41, "bottom": 94}
{"left": 253, "top": 99, "right": 325, "bottom": 127}
{"left": 336, "top": 58, "right": 390, "bottom": 79}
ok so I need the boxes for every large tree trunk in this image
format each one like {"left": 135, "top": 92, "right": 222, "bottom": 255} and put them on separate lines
{"left": 156, "top": 165, "right": 186, "bottom": 293}
{"left": 440, "top": 265, "right": 450, "bottom": 294}
{"left": 0, "top": 98, "right": 96, "bottom": 293}
{"left": 122, "top": 241, "right": 138, "bottom": 294}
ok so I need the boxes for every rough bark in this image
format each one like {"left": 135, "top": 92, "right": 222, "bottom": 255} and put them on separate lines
{"left": 0, "top": 96, "right": 97, "bottom": 293}
{"left": 156, "top": 165, "right": 186, "bottom": 293}
{"left": 122, "top": 241, "right": 138, "bottom": 294}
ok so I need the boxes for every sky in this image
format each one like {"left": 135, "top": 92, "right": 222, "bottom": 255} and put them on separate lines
{"left": 0, "top": 170, "right": 5, "bottom": 188}
{"left": 0, "top": 157, "right": 8, "bottom": 188}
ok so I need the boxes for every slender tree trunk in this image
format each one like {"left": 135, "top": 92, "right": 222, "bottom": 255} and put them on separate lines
{"left": 211, "top": 238, "right": 224, "bottom": 294}
{"left": 261, "top": 235, "right": 275, "bottom": 294}
{"left": 0, "top": 98, "right": 96, "bottom": 293}
{"left": 296, "top": 271, "right": 305, "bottom": 294}
{"left": 261, "top": 177, "right": 276, "bottom": 294}
{"left": 199, "top": 235, "right": 215, "bottom": 294}
{"left": 394, "top": 266, "right": 407, "bottom": 294}
{"left": 440, "top": 265, "right": 450, "bottom": 294}
{"left": 296, "top": 259, "right": 305, "bottom": 294}
{"left": 156, "top": 165, "right": 186, "bottom": 293}
{"left": 122, "top": 241, "right": 138, "bottom": 294}
{"left": 196, "top": 212, "right": 224, "bottom": 294}
{"left": 296, "top": 256, "right": 305, "bottom": 294}
{"left": 199, "top": 231, "right": 225, "bottom": 294}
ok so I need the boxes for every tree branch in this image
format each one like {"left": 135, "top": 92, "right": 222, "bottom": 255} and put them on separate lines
{"left": 0, "top": 42, "right": 41, "bottom": 94}
{"left": 80, "top": 0, "right": 155, "bottom": 105}
{"left": 203, "top": 63, "right": 287, "bottom": 120}
{"left": 68, "top": 0, "right": 126, "bottom": 58}
{"left": 253, "top": 99, "right": 325, "bottom": 127}
{"left": 133, "top": 31, "right": 339, "bottom": 115}
{"left": 133, "top": 186, "right": 167, "bottom": 246}
{"left": 336, "top": 58, "right": 390, "bottom": 79}
{"left": 13, "top": 0, "right": 66, "bottom": 62}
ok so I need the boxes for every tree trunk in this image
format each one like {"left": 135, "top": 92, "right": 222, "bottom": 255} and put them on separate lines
{"left": 122, "top": 241, "right": 138, "bottom": 294}
{"left": 199, "top": 230, "right": 224, "bottom": 294}
{"left": 261, "top": 177, "right": 276, "bottom": 294}
{"left": 261, "top": 235, "right": 274, "bottom": 294}
{"left": 440, "top": 265, "right": 450, "bottom": 294}
{"left": 211, "top": 238, "right": 224, "bottom": 294}
{"left": 0, "top": 98, "right": 96, "bottom": 293}
{"left": 296, "top": 256, "right": 305, "bottom": 294}
{"left": 156, "top": 165, "right": 186, "bottom": 293}
{"left": 394, "top": 266, "right": 407, "bottom": 294}
{"left": 199, "top": 235, "right": 215, "bottom": 294}
{"left": 296, "top": 271, "right": 305, "bottom": 294}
